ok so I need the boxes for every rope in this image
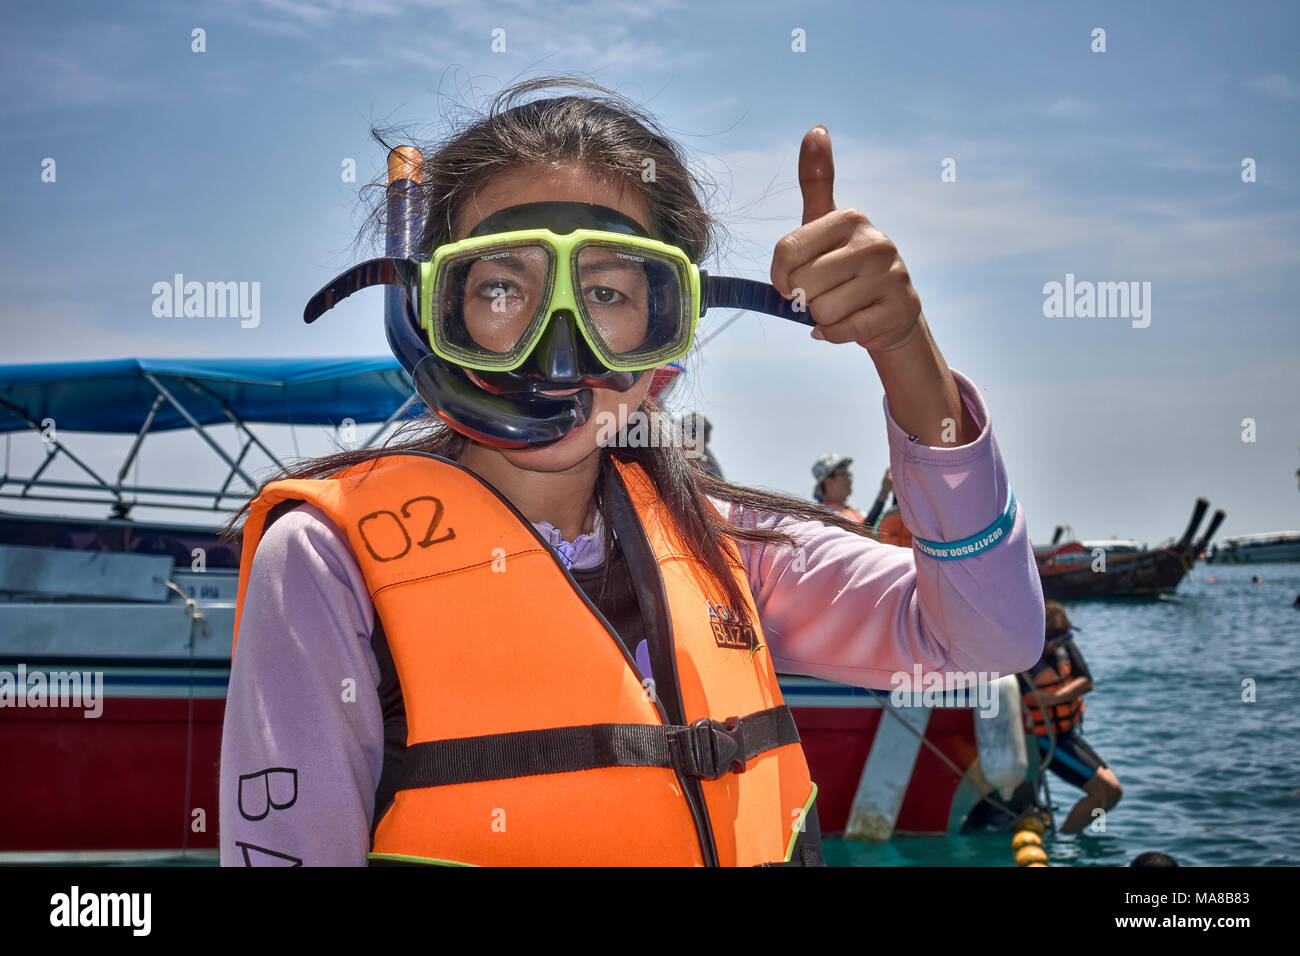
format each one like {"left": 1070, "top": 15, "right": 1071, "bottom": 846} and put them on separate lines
{"left": 1036, "top": 704, "right": 1058, "bottom": 825}
{"left": 877, "top": 696, "right": 1023, "bottom": 821}
{"left": 1016, "top": 672, "right": 1058, "bottom": 827}
{"left": 161, "top": 579, "right": 211, "bottom": 859}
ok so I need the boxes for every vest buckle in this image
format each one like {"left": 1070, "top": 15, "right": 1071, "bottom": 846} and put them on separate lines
{"left": 683, "top": 716, "right": 747, "bottom": 779}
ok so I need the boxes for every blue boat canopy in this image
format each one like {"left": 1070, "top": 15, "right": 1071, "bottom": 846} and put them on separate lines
{"left": 0, "top": 357, "right": 420, "bottom": 434}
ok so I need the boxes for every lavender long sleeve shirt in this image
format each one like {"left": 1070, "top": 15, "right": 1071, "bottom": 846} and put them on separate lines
{"left": 218, "top": 368, "right": 1044, "bottom": 866}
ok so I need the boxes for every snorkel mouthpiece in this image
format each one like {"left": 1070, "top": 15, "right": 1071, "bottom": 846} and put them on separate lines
{"left": 410, "top": 352, "right": 593, "bottom": 450}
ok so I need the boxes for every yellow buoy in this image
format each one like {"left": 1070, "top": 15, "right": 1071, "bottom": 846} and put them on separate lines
{"left": 1025, "top": 862, "right": 1048, "bottom": 867}
{"left": 1016, "top": 816, "right": 1047, "bottom": 835}
{"left": 1011, "top": 830, "right": 1043, "bottom": 851}
{"left": 1015, "top": 845, "right": 1049, "bottom": 867}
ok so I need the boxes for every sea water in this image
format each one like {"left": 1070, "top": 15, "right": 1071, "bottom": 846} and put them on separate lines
{"left": 825, "top": 562, "right": 1300, "bottom": 867}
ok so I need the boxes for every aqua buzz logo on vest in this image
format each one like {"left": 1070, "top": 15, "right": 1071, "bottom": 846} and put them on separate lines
{"left": 708, "top": 602, "right": 758, "bottom": 651}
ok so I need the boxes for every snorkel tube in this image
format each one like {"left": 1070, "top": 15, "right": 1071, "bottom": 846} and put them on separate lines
{"left": 305, "top": 146, "right": 817, "bottom": 450}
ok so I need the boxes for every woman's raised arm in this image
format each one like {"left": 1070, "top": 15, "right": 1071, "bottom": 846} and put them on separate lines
{"left": 717, "top": 369, "right": 1044, "bottom": 688}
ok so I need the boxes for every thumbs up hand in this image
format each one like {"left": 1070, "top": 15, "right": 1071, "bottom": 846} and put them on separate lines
{"left": 770, "top": 126, "right": 923, "bottom": 355}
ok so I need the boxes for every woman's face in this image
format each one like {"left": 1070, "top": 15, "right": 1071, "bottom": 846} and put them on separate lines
{"left": 824, "top": 468, "right": 852, "bottom": 501}
{"left": 451, "top": 163, "right": 658, "bottom": 474}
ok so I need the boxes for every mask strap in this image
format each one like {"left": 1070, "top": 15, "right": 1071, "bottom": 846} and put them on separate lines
{"left": 701, "top": 274, "right": 816, "bottom": 327}
{"left": 304, "top": 257, "right": 420, "bottom": 324}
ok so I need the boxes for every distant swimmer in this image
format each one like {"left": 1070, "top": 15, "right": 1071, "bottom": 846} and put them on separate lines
{"left": 1130, "top": 851, "right": 1179, "bottom": 867}
{"left": 1252, "top": 575, "right": 1263, "bottom": 583}
{"left": 1018, "top": 602, "right": 1122, "bottom": 835}
{"left": 1292, "top": 594, "right": 1300, "bottom": 609}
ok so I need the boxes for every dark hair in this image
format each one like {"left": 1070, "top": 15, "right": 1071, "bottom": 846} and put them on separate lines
{"left": 1129, "top": 851, "right": 1178, "bottom": 867}
{"left": 227, "top": 76, "right": 877, "bottom": 623}
{"left": 1045, "top": 600, "right": 1073, "bottom": 639}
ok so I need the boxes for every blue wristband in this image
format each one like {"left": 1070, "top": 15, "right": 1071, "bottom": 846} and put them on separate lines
{"left": 911, "top": 489, "right": 1018, "bottom": 561}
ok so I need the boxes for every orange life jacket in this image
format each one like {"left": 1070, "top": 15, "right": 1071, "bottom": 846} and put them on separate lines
{"left": 1022, "top": 645, "right": 1085, "bottom": 737}
{"left": 875, "top": 509, "right": 914, "bottom": 549}
{"left": 233, "top": 451, "right": 819, "bottom": 866}
{"left": 823, "top": 503, "right": 866, "bottom": 523}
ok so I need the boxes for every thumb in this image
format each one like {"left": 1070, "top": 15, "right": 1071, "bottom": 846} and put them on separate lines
{"left": 799, "top": 125, "right": 836, "bottom": 226}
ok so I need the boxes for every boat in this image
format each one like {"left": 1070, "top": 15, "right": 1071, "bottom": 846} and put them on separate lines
{"left": 1033, "top": 500, "right": 1225, "bottom": 599}
{"left": 1207, "top": 531, "right": 1300, "bottom": 564}
{"left": 0, "top": 357, "right": 418, "bottom": 863}
{"left": 782, "top": 675, "right": 1044, "bottom": 838}
{"left": 0, "top": 357, "right": 1038, "bottom": 862}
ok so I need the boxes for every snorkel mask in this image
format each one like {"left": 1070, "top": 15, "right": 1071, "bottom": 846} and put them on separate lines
{"left": 304, "top": 160, "right": 810, "bottom": 449}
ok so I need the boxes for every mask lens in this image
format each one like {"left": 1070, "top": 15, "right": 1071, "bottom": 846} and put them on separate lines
{"left": 435, "top": 244, "right": 552, "bottom": 364}
{"left": 576, "top": 244, "right": 686, "bottom": 366}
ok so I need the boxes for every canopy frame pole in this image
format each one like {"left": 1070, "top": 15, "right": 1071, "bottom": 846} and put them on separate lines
{"left": 0, "top": 397, "right": 116, "bottom": 499}
{"left": 114, "top": 394, "right": 164, "bottom": 486}
{"left": 226, "top": 415, "right": 284, "bottom": 472}
{"left": 360, "top": 392, "right": 418, "bottom": 449}
{"left": 178, "top": 376, "right": 286, "bottom": 473}
{"left": 142, "top": 372, "right": 259, "bottom": 490}
{"left": 0, "top": 489, "right": 250, "bottom": 512}
{"left": 214, "top": 438, "right": 254, "bottom": 507}
{"left": 0, "top": 477, "right": 251, "bottom": 500}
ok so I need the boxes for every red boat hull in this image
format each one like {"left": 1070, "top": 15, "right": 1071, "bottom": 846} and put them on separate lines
{"left": 2, "top": 698, "right": 223, "bottom": 853}
{"left": 1, "top": 679, "right": 993, "bottom": 855}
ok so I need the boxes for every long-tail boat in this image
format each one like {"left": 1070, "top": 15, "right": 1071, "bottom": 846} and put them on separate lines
{"left": 1034, "top": 500, "right": 1225, "bottom": 599}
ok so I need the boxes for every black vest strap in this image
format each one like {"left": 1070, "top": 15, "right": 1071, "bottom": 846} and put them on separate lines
{"left": 396, "top": 705, "right": 800, "bottom": 790}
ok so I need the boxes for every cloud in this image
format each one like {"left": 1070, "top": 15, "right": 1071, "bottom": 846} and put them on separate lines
{"left": 696, "top": 136, "right": 1300, "bottom": 291}
{"left": 209, "top": 0, "right": 695, "bottom": 67}
{"left": 0, "top": 36, "right": 158, "bottom": 114}
{"left": 1143, "top": 154, "right": 1229, "bottom": 174}
{"left": 206, "top": 0, "right": 412, "bottom": 37}
{"left": 1027, "top": 97, "right": 1094, "bottom": 117}
{"left": 1244, "top": 73, "right": 1300, "bottom": 100}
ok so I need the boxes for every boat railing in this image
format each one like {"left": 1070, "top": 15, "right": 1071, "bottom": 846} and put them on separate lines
{"left": 0, "top": 357, "right": 420, "bottom": 520}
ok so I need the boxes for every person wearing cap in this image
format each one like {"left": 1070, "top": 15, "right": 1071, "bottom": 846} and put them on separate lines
{"left": 812, "top": 455, "right": 892, "bottom": 525}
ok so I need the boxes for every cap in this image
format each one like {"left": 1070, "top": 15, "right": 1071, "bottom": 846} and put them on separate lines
{"left": 812, "top": 453, "right": 853, "bottom": 482}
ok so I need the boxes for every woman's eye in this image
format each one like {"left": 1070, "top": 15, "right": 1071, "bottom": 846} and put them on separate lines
{"left": 586, "top": 285, "right": 627, "bottom": 307}
{"left": 475, "top": 279, "right": 519, "bottom": 300}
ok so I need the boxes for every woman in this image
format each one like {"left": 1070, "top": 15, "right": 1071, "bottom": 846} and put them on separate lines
{"left": 810, "top": 454, "right": 865, "bottom": 522}
{"left": 219, "top": 77, "right": 1044, "bottom": 867}
{"left": 812, "top": 458, "right": 893, "bottom": 527}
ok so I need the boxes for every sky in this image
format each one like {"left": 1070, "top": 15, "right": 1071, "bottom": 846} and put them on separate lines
{"left": 1, "top": 0, "right": 1297, "bottom": 545}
